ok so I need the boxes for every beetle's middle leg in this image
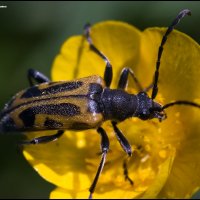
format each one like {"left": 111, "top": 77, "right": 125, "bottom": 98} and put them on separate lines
{"left": 89, "top": 127, "right": 109, "bottom": 199}
{"left": 111, "top": 121, "right": 134, "bottom": 185}
{"left": 20, "top": 130, "right": 64, "bottom": 145}
{"left": 111, "top": 121, "right": 132, "bottom": 156}
{"left": 118, "top": 68, "right": 143, "bottom": 92}
{"left": 118, "top": 68, "right": 156, "bottom": 93}
{"left": 84, "top": 24, "right": 113, "bottom": 87}
{"left": 27, "top": 68, "right": 50, "bottom": 87}
{"left": 123, "top": 158, "right": 134, "bottom": 185}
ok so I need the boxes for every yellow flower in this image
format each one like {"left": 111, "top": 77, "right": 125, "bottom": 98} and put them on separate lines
{"left": 23, "top": 19, "right": 200, "bottom": 199}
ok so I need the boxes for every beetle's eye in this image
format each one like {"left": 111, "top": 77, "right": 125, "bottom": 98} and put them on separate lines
{"left": 138, "top": 110, "right": 150, "bottom": 120}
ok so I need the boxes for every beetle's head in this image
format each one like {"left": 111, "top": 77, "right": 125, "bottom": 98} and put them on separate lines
{"left": 135, "top": 92, "right": 166, "bottom": 121}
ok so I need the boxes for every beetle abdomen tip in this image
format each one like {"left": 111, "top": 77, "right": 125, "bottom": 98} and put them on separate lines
{"left": 0, "top": 115, "right": 16, "bottom": 133}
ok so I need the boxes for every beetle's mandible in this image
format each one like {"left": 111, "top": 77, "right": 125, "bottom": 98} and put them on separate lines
{"left": 0, "top": 9, "right": 200, "bottom": 199}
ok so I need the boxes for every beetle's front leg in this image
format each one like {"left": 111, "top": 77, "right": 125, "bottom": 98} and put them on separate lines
{"left": 28, "top": 68, "right": 50, "bottom": 86}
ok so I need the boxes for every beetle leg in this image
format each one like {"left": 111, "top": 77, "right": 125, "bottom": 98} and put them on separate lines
{"left": 118, "top": 68, "right": 155, "bottom": 93}
{"left": 84, "top": 23, "right": 113, "bottom": 87}
{"left": 118, "top": 67, "right": 143, "bottom": 92}
{"left": 28, "top": 68, "right": 50, "bottom": 86}
{"left": 111, "top": 121, "right": 132, "bottom": 156}
{"left": 143, "top": 83, "right": 153, "bottom": 92}
{"left": 89, "top": 127, "right": 109, "bottom": 199}
{"left": 111, "top": 121, "right": 134, "bottom": 185}
{"left": 20, "top": 130, "right": 64, "bottom": 145}
{"left": 123, "top": 158, "right": 134, "bottom": 185}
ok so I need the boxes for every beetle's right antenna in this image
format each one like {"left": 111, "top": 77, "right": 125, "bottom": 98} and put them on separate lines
{"left": 151, "top": 9, "right": 191, "bottom": 100}
{"left": 162, "top": 100, "right": 200, "bottom": 110}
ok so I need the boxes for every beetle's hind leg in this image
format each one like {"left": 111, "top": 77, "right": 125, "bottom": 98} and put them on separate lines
{"left": 89, "top": 127, "right": 109, "bottom": 199}
{"left": 28, "top": 68, "right": 50, "bottom": 86}
{"left": 20, "top": 130, "right": 64, "bottom": 145}
{"left": 84, "top": 23, "right": 113, "bottom": 87}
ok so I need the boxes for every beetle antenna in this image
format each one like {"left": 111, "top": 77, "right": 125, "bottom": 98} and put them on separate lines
{"left": 151, "top": 9, "right": 191, "bottom": 100}
{"left": 162, "top": 100, "right": 200, "bottom": 110}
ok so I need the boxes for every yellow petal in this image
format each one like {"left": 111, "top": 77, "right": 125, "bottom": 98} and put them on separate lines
{"left": 138, "top": 28, "right": 200, "bottom": 101}
{"left": 22, "top": 21, "right": 200, "bottom": 199}
{"left": 50, "top": 186, "right": 141, "bottom": 199}
{"left": 158, "top": 118, "right": 200, "bottom": 198}
{"left": 50, "top": 187, "right": 89, "bottom": 199}
{"left": 141, "top": 148, "right": 175, "bottom": 198}
{"left": 23, "top": 130, "right": 97, "bottom": 190}
{"left": 51, "top": 21, "right": 141, "bottom": 88}
{"left": 139, "top": 28, "right": 200, "bottom": 198}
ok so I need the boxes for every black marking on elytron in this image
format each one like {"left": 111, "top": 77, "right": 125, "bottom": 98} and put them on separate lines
{"left": 0, "top": 115, "right": 16, "bottom": 132}
{"left": 19, "top": 108, "right": 35, "bottom": 127}
{"left": 21, "top": 87, "right": 41, "bottom": 99}
{"left": 21, "top": 81, "right": 83, "bottom": 98}
{"left": 44, "top": 117, "right": 63, "bottom": 129}
{"left": 1, "top": 95, "right": 87, "bottom": 119}
{"left": 19, "top": 103, "right": 81, "bottom": 128}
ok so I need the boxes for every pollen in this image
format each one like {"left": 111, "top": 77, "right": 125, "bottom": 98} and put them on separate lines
{"left": 175, "top": 112, "right": 180, "bottom": 118}
{"left": 143, "top": 136, "right": 150, "bottom": 143}
{"left": 141, "top": 154, "right": 150, "bottom": 163}
{"left": 159, "top": 150, "right": 167, "bottom": 159}
{"left": 144, "top": 144, "right": 151, "bottom": 152}
{"left": 77, "top": 139, "right": 86, "bottom": 148}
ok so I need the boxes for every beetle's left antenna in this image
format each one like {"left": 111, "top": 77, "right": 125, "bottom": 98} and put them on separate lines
{"left": 151, "top": 9, "right": 191, "bottom": 100}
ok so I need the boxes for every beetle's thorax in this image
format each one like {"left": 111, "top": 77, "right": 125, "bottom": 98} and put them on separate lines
{"left": 101, "top": 88, "right": 138, "bottom": 121}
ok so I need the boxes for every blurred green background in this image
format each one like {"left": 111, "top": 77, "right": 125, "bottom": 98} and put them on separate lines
{"left": 0, "top": 1, "right": 200, "bottom": 198}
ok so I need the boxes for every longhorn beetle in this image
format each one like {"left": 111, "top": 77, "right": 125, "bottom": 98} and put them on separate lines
{"left": 0, "top": 9, "right": 200, "bottom": 199}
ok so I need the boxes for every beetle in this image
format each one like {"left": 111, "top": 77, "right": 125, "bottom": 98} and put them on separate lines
{"left": 0, "top": 9, "right": 200, "bottom": 199}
